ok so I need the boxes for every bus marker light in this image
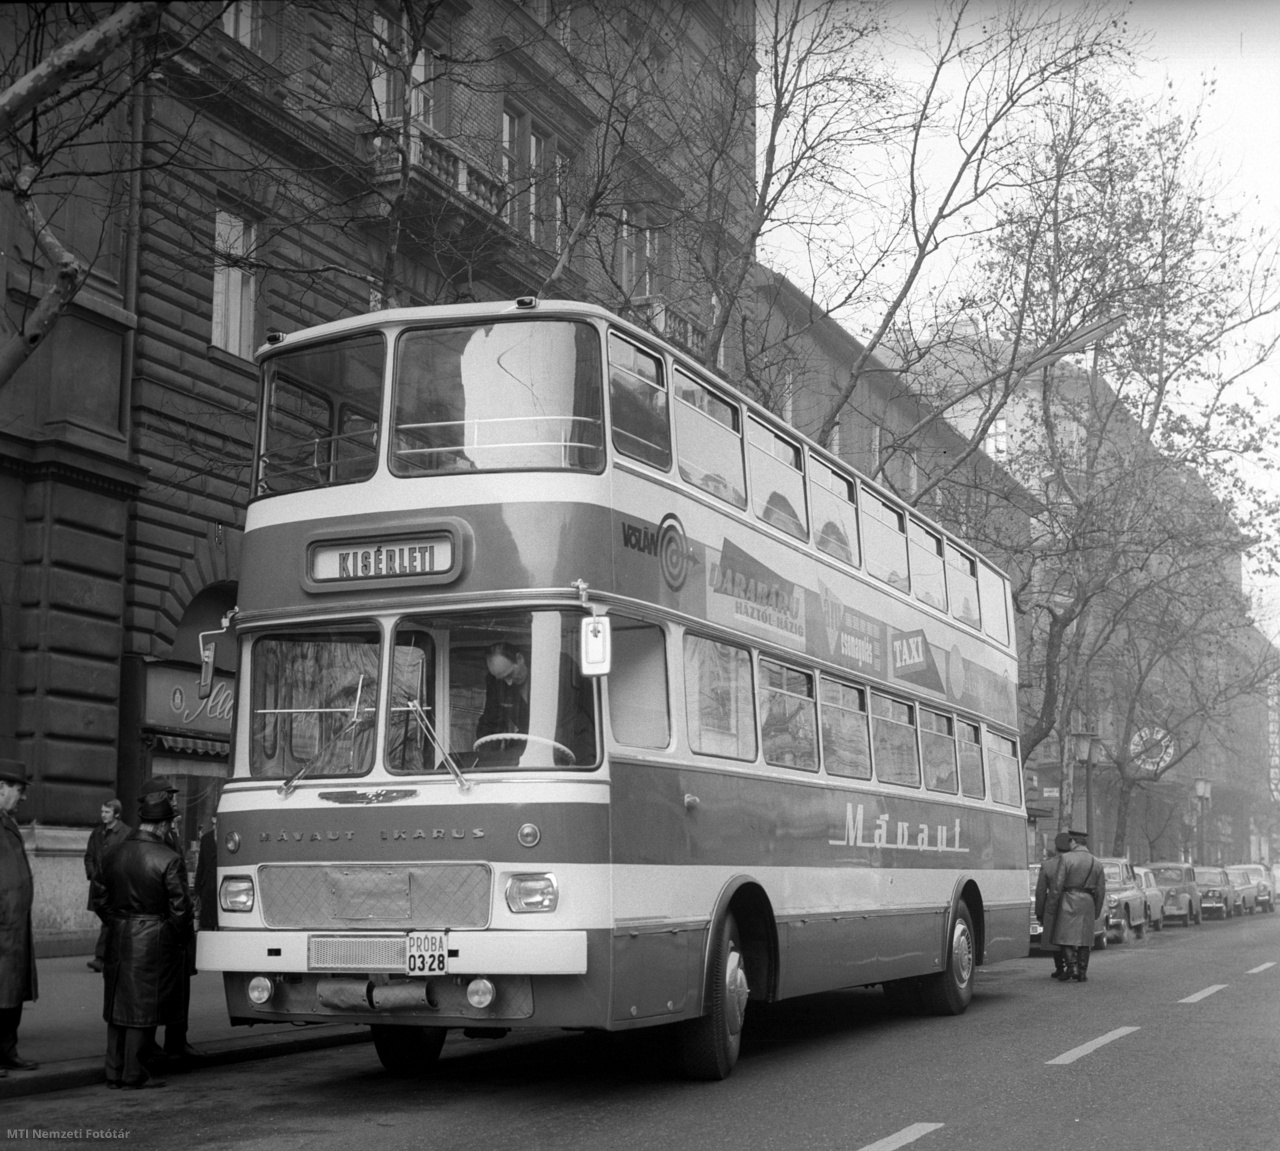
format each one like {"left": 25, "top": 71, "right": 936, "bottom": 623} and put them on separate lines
{"left": 224, "top": 831, "right": 241, "bottom": 854}
{"left": 467, "top": 978, "right": 496, "bottom": 1008}
{"left": 506, "top": 873, "right": 558, "bottom": 913}
{"left": 220, "top": 876, "right": 256, "bottom": 912}
{"left": 517, "top": 823, "right": 540, "bottom": 848}
{"left": 247, "top": 976, "right": 274, "bottom": 1005}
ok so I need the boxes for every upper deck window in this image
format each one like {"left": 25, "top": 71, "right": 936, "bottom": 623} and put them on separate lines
{"left": 748, "top": 418, "right": 807, "bottom": 540}
{"left": 909, "top": 520, "right": 947, "bottom": 612}
{"left": 947, "top": 545, "right": 981, "bottom": 629}
{"left": 257, "top": 334, "right": 384, "bottom": 496}
{"left": 862, "top": 491, "right": 909, "bottom": 593}
{"left": 978, "top": 563, "right": 1011, "bottom": 646}
{"left": 810, "top": 458, "right": 859, "bottom": 566}
{"left": 609, "top": 333, "right": 670, "bottom": 470}
{"left": 393, "top": 321, "right": 604, "bottom": 475}
{"left": 674, "top": 369, "right": 746, "bottom": 508}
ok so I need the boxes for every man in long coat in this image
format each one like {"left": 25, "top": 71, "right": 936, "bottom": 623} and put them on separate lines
{"left": 84, "top": 798, "right": 131, "bottom": 972}
{"left": 0, "top": 756, "right": 39, "bottom": 1075}
{"left": 94, "top": 793, "right": 192, "bottom": 1089}
{"left": 1050, "top": 829, "right": 1107, "bottom": 982}
{"left": 1035, "top": 831, "right": 1072, "bottom": 980}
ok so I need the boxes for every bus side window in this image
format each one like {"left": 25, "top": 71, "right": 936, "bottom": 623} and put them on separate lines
{"left": 819, "top": 677, "right": 871, "bottom": 780}
{"left": 870, "top": 693, "right": 920, "bottom": 787}
{"left": 683, "top": 633, "right": 757, "bottom": 761}
{"left": 748, "top": 418, "right": 808, "bottom": 540}
{"left": 985, "top": 732, "right": 1021, "bottom": 806}
{"left": 673, "top": 369, "right": 747, "bottom": 508}
{"left": 608, "top": 618, "right": 670, "bottom": 749}
{"left": 978, "top": 562, "right": 1010, "bottom": 646}
{"left": 947, "top": 544, "right": 981, "bottom": 629}
{"left": 920, "top": 709, "right": 958, "bottom": 794}
{"left": 957, "top": 720, "right": 985, "bottom": 798}
{"left": 609, "top": 333, "right": 670, "bottom": 470}
{"left": 862, "top": 491, "right": 909, "bottom": 593}
{"left": 909, "top": 520, "right": 947, "bottom": 612}
{"left": 810, "top": 458, "right": 859, "bottom": 567}
{"left": 759, "top": 659, "right": 818, "bottom": 772}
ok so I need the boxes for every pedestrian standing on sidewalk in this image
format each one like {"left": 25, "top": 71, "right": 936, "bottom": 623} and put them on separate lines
{"left": 137, "top": 775, "right": 199, "bottom": 1064}
{"left": 1035, "top": 832, "right": 1071, "bottom": 980}
{"left": 1051, "top": 829, "right": 1106, "bottom": 983}
{"left": 84, "top": 799, "right": 131, "bottom": 972}
{"left": 194, "top": 815, "right": 218, "bottom": 931}
{"left": 0, "top": 756, "right": 40, "bottom": 1076}
{"left": 94, "top": 792, "right": 192, "bottom": 1089}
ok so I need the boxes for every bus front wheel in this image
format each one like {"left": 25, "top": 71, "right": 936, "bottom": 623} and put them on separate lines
{"left": 371, "top": 1024, "right": 447, "bottom": 1076}
{"left": 920, "top": 902, "right": 975, "bottom": 1016}
{"left": 679, "top": 911, "right": 749, "bottom": 1081}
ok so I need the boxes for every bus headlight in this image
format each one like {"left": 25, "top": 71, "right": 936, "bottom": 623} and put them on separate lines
{"left": 220, "top": 875, "right": 256, "bottom": 912}
{"left": 247, "top": 976, "right": 274, "bottom": 1005}
{"left": 467, "top": 978, "right": 496, "bottom": 1008}
{"left": 505, "top": 873, "right": 558, "bottom": 913}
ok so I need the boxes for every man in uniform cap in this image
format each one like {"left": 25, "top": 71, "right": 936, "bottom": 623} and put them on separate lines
{"left": 0, "top": 757, "right": 39, "bottom": 1074}
{"left": 94, "top": 791, "right": 192, "bottom": 1088}
{"left": 137, "top": 776, "right": 198, "bottom": 1063}
{"left": 1051, "top": 829, "right": 1106, "bottom": 982}
{"left": 1035, "top": 832, "right": 1072, "bottom": 980}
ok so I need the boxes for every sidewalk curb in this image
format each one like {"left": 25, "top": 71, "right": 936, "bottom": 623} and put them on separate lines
{"left": 0, "top": 1024, "right": 372, "bottom": 1101}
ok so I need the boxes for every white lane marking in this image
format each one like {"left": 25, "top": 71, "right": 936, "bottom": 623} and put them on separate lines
{"left": 1179, "top": 984, "right": 1228, "bottom": 1003}
{"left": 1046, "top": 1026, "right": 1140, "bottom": 1065}
{"left": 1246, "top": 962, "right": 1275, "bottom": 974}
{"left": 855, "top": 1124, "right": 945, "bottom": 1151}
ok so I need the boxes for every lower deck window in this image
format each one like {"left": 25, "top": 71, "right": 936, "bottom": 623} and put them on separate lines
{"left": 759, "top": 659, "right": 817, "bottom": 771}
{"left": 684, "top": 634, "right": 756, "bottom": 760}
{"left": 985, "top": 732, "right": 1021, "bottom": 806}
{"left": 870, "top": 693, "right": 920, "bottom": 787}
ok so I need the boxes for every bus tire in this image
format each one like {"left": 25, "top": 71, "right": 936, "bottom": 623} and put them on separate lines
{"left": 679, "top": 911, "right": 748, "bottom": 1081}
{"left": 920, "top": 902, "right": 975, "bottom": 1016}
{"left": 371, "top": 1024, "right": 447, "bottom": 1076}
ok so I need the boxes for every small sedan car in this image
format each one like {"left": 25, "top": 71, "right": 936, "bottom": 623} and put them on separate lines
{"left": 1195, "top": 866, "right": 1236, "bottom": 920}
{"left": 1149, "top": 861, "right": 1202, "bottom": 926}
{"left": 1098, "top": 857, "right": 1148, "bottom": 939}
{"left": 1133, "top": 865, "right": 1165, "bottom": 932}
{"left": 1238, "top": 864, "right": 1277, "bottom": 912}
{"left": 1028, "top": 863, "right": 1107, "bottom": 951}
{"left": 1226, "top": 866, "right": 1259, "bottom": 915}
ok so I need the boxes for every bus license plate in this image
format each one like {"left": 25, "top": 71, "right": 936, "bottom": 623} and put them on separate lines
{"left": 406, "top": 932, "right": 449, "bottom": 975}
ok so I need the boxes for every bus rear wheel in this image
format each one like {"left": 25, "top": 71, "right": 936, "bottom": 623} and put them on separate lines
{"left": 920, "top": 902, "right": 975, "bottom": 1016}
{"left": 679, "top": 911, "right": 748, "bottom": 1081}
{"left": 371, "top": 1024, "right": 447, "bottom": 1076}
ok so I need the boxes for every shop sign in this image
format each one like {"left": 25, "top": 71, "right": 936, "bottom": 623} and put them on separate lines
{"left": 145, "top": 663, "right": 234, "bottom": 736}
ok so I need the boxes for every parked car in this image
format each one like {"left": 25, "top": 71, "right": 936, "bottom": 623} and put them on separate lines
{"left": 1098, "top": 857, "right": 1148, "bottom": 939}
{"left": 1133, "top": 865, "right": 1165, "bottom": 932}
{"left": 1226, "top": 866, "right": 1259, "bottom": 915}
{"left": 1194, "top": 866, "right": 1236, "bottom": 919}
{"left": 1028, "top": 863, "right": 1107, "bottom": 951}
{"left": 1232, "top": 864, "right": 1273, "bottom": 912}
{"left": 1148, "top": 861, "right": 1202, "bottom": 926}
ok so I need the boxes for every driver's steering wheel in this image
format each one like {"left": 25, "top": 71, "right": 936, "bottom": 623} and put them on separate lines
{"left": 472, "top": 732, "right": 576, "bottom": 765}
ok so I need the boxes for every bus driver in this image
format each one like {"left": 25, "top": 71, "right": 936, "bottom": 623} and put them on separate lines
{"left": 475, "top": 641, "right": 594, "bottom": 764}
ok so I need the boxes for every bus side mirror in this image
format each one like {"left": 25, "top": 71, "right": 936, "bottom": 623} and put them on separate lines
{"left": 197, "top": 609, "right": 238, "bottom": 699}
{"left": 580, "top": 615, "right": 611, "bottom": 677}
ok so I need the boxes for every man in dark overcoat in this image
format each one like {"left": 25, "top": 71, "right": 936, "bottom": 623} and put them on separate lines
{"left": 1035, "top": 831, "right": 1072, "bottom": 980}
{"left": 0, "top": 756, "right": 39, "bottom": 1074}
{"left": 1050, "top": 829, "right": 1106, "bottom": 982}
{"left": 94, "top": 793, "right": 192, "bottom": 1089}
{"left": 84, "top": 798, "right": 131, "bottom": 972}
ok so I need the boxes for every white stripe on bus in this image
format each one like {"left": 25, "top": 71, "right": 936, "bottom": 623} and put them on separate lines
{"left": 1046, "top": 1027, "right": 1139, "bottom": 1065}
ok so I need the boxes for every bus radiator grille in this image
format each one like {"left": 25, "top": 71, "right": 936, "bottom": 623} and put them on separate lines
{"left": 259, "top": 863, "right": 492, "bottom": 929}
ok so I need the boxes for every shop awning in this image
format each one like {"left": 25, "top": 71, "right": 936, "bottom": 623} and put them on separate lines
{"left": 155, "top": 734, "right": 230, "bottom": 757}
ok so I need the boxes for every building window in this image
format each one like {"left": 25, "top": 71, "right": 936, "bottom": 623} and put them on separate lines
{"left": 502, "top": 106, "right": 568, "bottom": 249}
{"left": 212, "top": 211, "right": 255, "bottom": 359}
{"left": 221, "top": 0, "right": 256, "bottom": 49}
{"left": 371, "top": 17, "right": 443, "bottom": 130}
{"left": 620, "top": 208, "right": 658, "bottom": 296}
{"left": 985, "top": 415, "right": 1008, "bottom": 461}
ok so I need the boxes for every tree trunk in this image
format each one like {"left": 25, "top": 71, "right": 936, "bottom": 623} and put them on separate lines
{"left": 1111, "top": 776, "right": 1134, "bottom": 857}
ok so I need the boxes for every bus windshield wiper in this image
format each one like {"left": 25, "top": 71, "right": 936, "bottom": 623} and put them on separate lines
{"left": 278, "top": 675, "right": 366, "bottom": 798}
{"left": 407, "top": 699, "right": 472, "bottom": 793}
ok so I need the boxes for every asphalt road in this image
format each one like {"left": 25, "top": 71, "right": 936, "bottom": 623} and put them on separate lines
{"left": 7, "top": 911, "right": 1278, "bottom": 1151}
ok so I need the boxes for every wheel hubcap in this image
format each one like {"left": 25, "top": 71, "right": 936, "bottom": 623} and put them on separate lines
{"left": 724, "top": 947, "right": 749, "bottom": 1036}
{"left": 952, "top": 922, "right": 974, "bottom": 985}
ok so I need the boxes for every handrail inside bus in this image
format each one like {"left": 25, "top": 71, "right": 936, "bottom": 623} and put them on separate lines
{"left": 407, "top": 699, "right": 472, "bottom": 792}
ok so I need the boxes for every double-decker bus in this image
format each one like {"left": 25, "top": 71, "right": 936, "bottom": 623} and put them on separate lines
{"left": 196, "top": 298, "right": 1029, "bottom": 1080}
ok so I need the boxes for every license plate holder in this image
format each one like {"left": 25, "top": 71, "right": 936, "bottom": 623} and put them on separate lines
{"left": 405, "top": 931, "right": 449, "bottom": 975}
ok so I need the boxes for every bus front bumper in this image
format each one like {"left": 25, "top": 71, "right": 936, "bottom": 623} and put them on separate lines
{"left": 197, "top": 929, "right": 588, "bottom": 975}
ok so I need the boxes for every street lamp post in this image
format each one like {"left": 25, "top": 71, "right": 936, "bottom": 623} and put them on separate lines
{"left": 1194, "top": 778, "right": 1212, "bottom": 865}
{"left": 1070, "top": 732, "right": 1098, "bottom": 840}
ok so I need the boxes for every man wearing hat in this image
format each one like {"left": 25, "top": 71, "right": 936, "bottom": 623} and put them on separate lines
{"left": 1050, "top": 829, "right": 1107, "bottom": 982}
{"left": 84, "top": 798, "right": 132, "bottom": 972}
{"left": 1034, "top": 832, "right": 1072, "bottom": 980}
{"left": 137, "top": 776, "right": 198, "bottom": 1063}
{"left": 0, "top": 756, "right": 39, "bottom": 1074}
{"left": 93, "top": 789, "right": 192, "bottom": 1088}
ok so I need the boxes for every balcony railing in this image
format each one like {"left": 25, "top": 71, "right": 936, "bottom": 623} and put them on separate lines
{"left": 631, "top": 296, "right": 707, "bottom": 359}
{"left": 370, "top": 127, "right": 506, "bottom": 221}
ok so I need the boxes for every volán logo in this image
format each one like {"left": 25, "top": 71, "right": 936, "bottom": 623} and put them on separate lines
{"left": 621, "top": 520, "right": 660, "bottom": 555}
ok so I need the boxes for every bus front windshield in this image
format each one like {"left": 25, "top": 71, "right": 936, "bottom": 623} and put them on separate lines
{"left": 391, "top": 320, "right": 604, "bottom": 475}
{"left": 246, "top": 611, "right": 598, "bottom": 778}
